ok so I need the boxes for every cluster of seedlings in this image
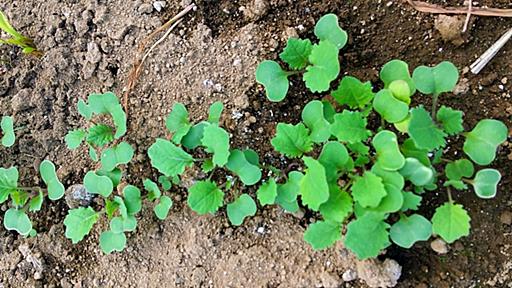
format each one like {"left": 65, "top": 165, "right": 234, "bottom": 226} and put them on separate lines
{"left": 0, "top": 10, "right": 41, "bottom": 56}
{"left": 0, "top": 14, "right": 508, "bottom": 260}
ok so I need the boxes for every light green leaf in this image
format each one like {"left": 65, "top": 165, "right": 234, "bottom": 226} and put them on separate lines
{"left": 388, "top": 80, "right": 412, "bottom": 104}
{"left": 472, "top": 169, "right": 501, "bottom": 199}
{"left": 436, "top": 106, "right": 463, "bottom": 135}
{"left": 301, "top": 100, "right": 331, "bottom": 143}
{"left": 39, "top": 160, "right": 65, "bottom": 200}
{"left": 351, "top": 171, "right": 387, "bottom": 208}
{"left": 181, "top": 121, "right": 209, "bottom": 149}
{"left": 187, "top": 181, "right": 224, "bottom": 215}
{"left": 399, "top": 158, "right": 434, "bottom": 186}
{"left": 64, "top": 207, "right": 99, "bottom": 244}
{"left": 344, "top": 213, "right": 390, "bottom": 259}
{"left": 279, "top": 38, "right": 313, "bottom": 70}
{"left": 412, "top": 61, "right": 459, "bottom": 95}
{"left": 28, "top": 189, "right": 44, "bottom": 212}
{"left": 256, "top": 60, "right": 289, "bottom": 102}
{"left": 322, "top": 101, "right": 336, "bottom": 123}
{"left": 113, "top": 196, "right": 128, "bottom": 219}
{"left": 148, "top": 138, "right": 194, "bottom": 177}
{"left": 227, "top": 194, "right": 257, "bottom": 226}
{"left": 84, "top": 171, "right": 113, "bottom": 197}
{"left": 65, "top": 129, "right": 86, "bottom": 149}
{"left": 1, "top": 116, "right": 15, "bottom": 147}
{"left": 314, "top": 13, "right": 348, "bottom": 49}
{"left": 257, "top": 179, "right": 277, "bottom": 206}
{"left": 123, "top": 185, "right": 141, "bottom": 215}
{"left": 400, "top": 138, "right": 430, "bottom": 166}
{"left": 304, "top": 220, "right": 342, "bottom": 250}
{"left": 77, "top": 99, "right": 92, "bottom": 120}
{"left": 276, "top": 171, "right": 303, "bottom": 212}
{"left": 271, "top": 123, "right": 313, "bottom": 158}
{"left": 97, "top": 168, "right": 122, "bottom": 187}
{"left": 303, "top": 41, "right": 340, "bottom": 93}
{"left": 0, "top": 167, "right": 18, "bottom": 204}
{"left": 330, "top": 110, "right": 371, "bottom": 144}
{"left": 226, "top": 149, "right": 261, "bottom": 185}
{"left": 300, "top": 157, "right": 330, "bottom": 211}
{"left": 373, "top": 89, "right": 409, "bottom": 123}
{"left": 158, "top": 175, "right": 172, "bottom": 191}
{"left": 390, "top": 214, "right": 432, "bottom": 248}
{"left": 154, "top": 196, "right": 173, "bottom": 220}
{"left": 445, "top": 159, "right": 474, "bottom": 181}
{"left": 110, "top": 216, "right": 137, "bottom": 233}
{"left": 380, "top": 60, "right": 415, "bottom": 94}
{"left": 372, "top": 130, "right": 405, "bottom": 171}
{"left": 401, "top": 191, "right": 422, "bottom": 211}
{"left": 166, "top": 103, "right": 191, "bottom": 143}
{"left": 318, "top": 141, "right": 349, "bottom": 183}
{"left": 88, "top": 145, "right": 98, "bottom": 161}
{"left": 201, "top": 124, "right": 230, "bottom": 167}
{"left": 408, "top": 106, "right": 446, "bottom": 150}
{"left": 444, "top": 180, "right": 467, "bottom": 190}
{"left": 332, "top": 76, "right": 374, "bottom": 109}
{"left": 109, "top": 104, "right": 127, "bottom": 139}
{"left": 463, "top": 119, "right": 508, "bottom": 165}
{"left": 432, "top": 202, "right": 470, "bottom": 243}
{"left": 143, "top": 179, "right": 161, "bottom": 201}
{"left": 87, "top": 124, "right": 114, "bottom": 147}
{"left": 100, "top": 142, "right": 134, "bottom": 171}
{"left": 0, "top": 11, "right": 25, "bottom": 39}
{"left": 319, "top": 186, "right": 353, "bottom": 222}
{"left": 208, "top": 101, "right": 224, "bottom": 124}
{"left": 3, "top": 208, "right": 32, "bottom": 236}
{"left": 99, "top": 231, "right": 126, "bottom": 254}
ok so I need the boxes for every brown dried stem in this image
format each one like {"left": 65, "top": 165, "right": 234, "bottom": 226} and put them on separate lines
{"left": 405, "top": 0, "right": 512, "bottom": 17}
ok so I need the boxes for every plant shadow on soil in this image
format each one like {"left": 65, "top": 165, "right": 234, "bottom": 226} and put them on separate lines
{"left": 1, "top": 0, "right": 512, "bottom": 287}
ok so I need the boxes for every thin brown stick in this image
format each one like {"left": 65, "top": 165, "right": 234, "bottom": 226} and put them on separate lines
{"left": 462, "top": 0, "right": 472, "bottom": 33}
{"left": 405, "top": 0, "right": 512, "bottom": 17}
{"left": 123, "top": 3, "right": 196, "bottom": 113}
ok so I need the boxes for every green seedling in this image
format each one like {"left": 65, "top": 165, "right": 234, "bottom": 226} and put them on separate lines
{"left": 1, "top": 116, "right": 15, "bottom": 147}
{"left": 0, "top": 11, "right": 41, "bottom": 56}
{"left": 256, "top": 14, "right": 347, "bottom": 101}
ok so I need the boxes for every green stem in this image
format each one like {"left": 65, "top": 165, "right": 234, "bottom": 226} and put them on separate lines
{"left": 447, "top": 187, "right": 453, "bottom": 203}
{"left": 431, "top": 93, "right": 439, "bottom": 119}
{"left": 285, "top": 70, "right": 304, "bottom": 76}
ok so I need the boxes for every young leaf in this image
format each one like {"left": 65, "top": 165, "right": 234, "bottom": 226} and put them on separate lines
{"left": 399, "top": 158, "right": 434, "bottom": 186}
{"left": 86, "top": 92, "right": 127, "bottom": 138}
{"left": 472, "top": 169, "right": 501, "bottom": 199}
{"left": 271, "top": 123, "right": 313, "bottom": 158}
{"left": 226, "top": 149, "right": 262, "bottom": 185}
{"left": 114, "top": 196, "right": 128, "bottom": 219}
{"left": 318, "top": 141, "right": 349, "bottom": 183}
{"left": 412, "top": 61, "right": 459, "bottom": 96}
{"left": 3, "top": 208, "right": 32, "bottom": 236}
{"left": 319, "top": 186, "right": 353, "bottom": 222}
{"left": 401, "top": 191, "right": 422, "bottom": 211}
{"left": 143, "top": 179, "right": 161, "bottom": 201}
{"left": 380, "top": 60, "right": 415, "bottom": 94}
{"left": 29, "top": 189, "right": 44, "bottom": 212}
{"left": 388, "top": 80, "right": 412, "bottom": 104}
{"left": 154, "top": 195, "right": 173, "bottom": 220}
{"left": 166, "top": 103, "right": 191, "bottom": 143}
{"left": 314, "top": 13, "right": 348, "bottom": 49}
{"left": 432, "top": 202, "right": 470, "bottom": 243}
{"left": 158, "top": 176, "right": 173, "bottom": 191}
{"left": 332, "top": 76, "right": 374, "bottom": 109}
{"left": 256, "top": 60, "right": 289, "bottom": 102}
{"left": 444, "top": 180, "right": 467, "bottom": 190}
{"left": 1, "top": 116, "right": 15, "bottom": 147}
{"left": 201, "top": 125, "right": 230, "bottom": 167}
{"left": 463, "top": 119, "right": 508, "bottom": 165}
{"left": 64, "top": 207, "right": 99, "bottom": 244}
{"left": 301, "top": 100, "right": 331, "bottom": 143}
{"left": 257, "top": 179, "right": 277, "bottom": 206}
{"left": 372, "top": 130, "right": 405, "bottom": 171}
{"left": 99, "top": 231, "right": 127, "bottom": 254}
{"left": 187, "top": 181, "right": 224, "bottom": 215}
{"left": 87, "top": 124, "right": 114, "bottom": 147}
{"left": 279, "top": 38, "right": 313, "bottom": 70}
{"left": 322, "top": 101, "right": 336, "bottom": 123}
{"left": 303, "top": 41, "right": 340, "bottom": 93}
{"left": 39, "top": 160, "right": 65, "bottom": 200}
{"left": 445, "top": 159, "right": 474, "bottom": 181}
{"left": 123, "top": 185, "right": 142, "bottom": 215}
{"left": 0, "top": 167, "right": 18, "bottom": 203}
{"left": 300, "top": 157, "right": 330, "bottom": 211}
{"left": 208, "top": 101, "right": 224, "bottom": 124}
{"left": 110, "top": 216, "right": 137, "bottom": 233}
{"left": 88, "top": 145, "right": 98, "bottom": 161}
{"left": 344, "top": 213, "right": 390, "bottom": 259}
{"left": 100, "top": 141, "right": 134, "bottom": 171}
{"left": 408, "top": 106, "right": 446, "bottom": 150}
{"left": 84, "top": 171, "right": 113, "bottom": 198}
{"left": 436, "top": 106, "right": 463, "bottom": 135}
{"left": 351, "top": 171, "right": 387, "bottom": 208}
{"left": 65, "top": 129, "right": 87, "bottom": 149}
{"left": 390, "top": 214, "right": 432, "bottom": 248}
{"left": 148, "top": 138, "right": 194, "bottom": 177}
{"left": 227, "top": 194, "right": 257, "bottom": 226}
{"left": 304, "top": 220, "right": 342, "bottom": 250}
{"left": 330, "top": 110, "right": 371, "bottom": 144}
{"left": 400, "top": 138, "right": 430, "bottom": 166}
{"left": 276, "top": 171, "right": 303, "bottom": 212}
{"left": 373, "top": 89, "right": 409, "bottom": 123}
{"left": 77, "top": 99, "right": 92, "bottom": 120}
{"left": 108, "top": 104, "right": 127, "bottom": 139}
{"left": 97, "top": 168, "right": 122, "bottom": 187}
{"left": 182, "top": 121, "right": 209, "bottom": 149}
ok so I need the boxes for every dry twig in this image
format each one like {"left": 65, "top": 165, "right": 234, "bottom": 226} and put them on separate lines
{"left": 462, "top": 0, "right": 472, "bottom": 33}
{"left": 405, "top": 0, "right": 512, "bottom": 17}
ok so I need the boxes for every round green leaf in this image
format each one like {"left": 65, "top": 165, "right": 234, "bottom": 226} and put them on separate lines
{"left": 100, "top": 231, "right": 127, "bottom": 254}
{"left": 84, "top": 171, "right": 113, "bottom": 198}
{"left": 330, "top": 110, "right": 371, "bottom": 144}
{"left": 0, "top": 167, "right": 19, "bottom": 204}
{"left": 318, "top": 141, "right": 349, "bottom": 183}
{"left": 143, "top": 179, "right": 161, "bottom": 201}
{"left": 110, "top": 216, "right": 137, "bottom": 233}
{"left": 300, "top": 157, "right": 330, "bottom": 211}
{"left": 40, "top": 160, "right": 65, "bottom": 200}
{"left": 148, "top": 138, "right": 194, "bottom": 177}
{"left": 227, "top": 194, "right": 257, "bottom": 226}
{"left": 445, "top": 159, "right": 474, "bottom": 181}
{"left": 390, "top": 214, "right": 432, "bottom": 248}
{"left": 399, "top": 158, "right": 434, "bottom": 186}
{"left": 373, "top": 89, "right": 409, "bottom": 123}
{"left": 279, "top": 38, "right": 313, "bottom": 70}
{"left": 388, "top": 80, "right": 412, "bottom": 104}
{"left": 123, "top": 185, "right": 141, "bottom": 215}
{"left": 332, "top": 76, "right": 374, "bottom": 108}
{"left": 257, "top": 179, "right": 277, "bottom": 206}
{"left": 472, "top": 169, "right": 501, "bottom": 199}
{"left": 304, "top": 220, "right": 342, "bottom": 250}
{"left": 432, "top": 202, "right": 470, "bottom": 243}
{"left": 256, "top": 60, "right": 289, "bottom": 102}
{"left": 208, "top": 101, "right": 224, "bottom": 124}
{"left": 314, "top": 13, "right": 348, "bottom": 49}
{"left": 303, "top": 41, "right": 340, "bottom": 93}
{"left": 301, "top": 100, "right": 331, "bottom": 143}
{"left": 201, "top": 125, "right": 230, "bottom": 167}
{"left": 182, "top": 121, "right": 209, "bottom": 150}
{"left": 28, "top": 189, "right": 44, "bottom": 212}
{"left": 3, "top": 208, "right": 32, "bottom": 236}
{"left": 101, "top": 142, "right": 134, "bottom": 172}
{"left": 463, "top": 119, "right": 508, "bottom": 165}
{"left": 319, "top": 186, "right": 353, "bottom": 222}
{"left": 275, "top": 172, "right": 303, "bottom": 212}
{"left": 412, "top": 61, "right": 459, "bottom": 95}
{"left": 63, "top": 207, "right": 99, "bottom": 244}
{"left": 351, "top": 171, "right": 387, "bottom": 208}
{"left": 154, "top": 195, "right": 173, "bottom": 220}
{"left": 226, "top": 149, "right": 262, "bottom": 185}
{"left": 344, "top": 213, "right": 390, "bottom": 259}
{"left": 187, "top": 181, "right": 224, "bottom": 215}
{"left": 380, "top": 60, "right": 415, "bottom": 94}
{"left": 1, "top": 116, "right": 15, "bottom": 147}
{"left": 408, "top": 106, "right": 447, "bottom": 150}
{"left": 372, "top": 130, "right": 405, "bottom": 171}
{"left": 166, "top": 103, "right": 191, "bottom": 143}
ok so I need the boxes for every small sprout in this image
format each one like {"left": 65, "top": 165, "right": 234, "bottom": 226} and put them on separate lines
{"left": 388, "top": 80, "right": 412, "bottom": 104}
{"left": 380, "top": 59, "right": 415, "bottom": 94}
{"left": 412, "top": 61, "right": 459, "bottom": 96}
{"left": 3, "top": 208, "right": 32, "bottom": 235}
{"left": 99, "top": 230, "right": 127, "bottom": 254}
{"left": 226, "top": 194, "right": 257, "bottom": 226}
{"left": 445, "top": 159, "right": 474, "bottom": 181}
{"left": 0, "top": 11, "right": 41, "bottom": 56}
{"left": 83, "top": 171, "right": 114, "bottom": 198}
{"left": 208, "top": 101, "right": 224, "bottom": 124}
{"left": 301, "top": 100, "right": 331, "bottom": 143}
{"left": 1, "top": 116, "right": 15, "bottom": 147}
{"left": 256, "top": 179, "right": 278, "bottom": 206}
{"left": 304, "top": 220, "right": 342, "bottom": 250}
{"left": 299, "top": 157, "right": 329, "bottom": 211}
{"left": 303, "top": 41, "right": 340, "bottom": 92}
{"left": 63, "top": 207, "right": 99, "bottom": 244}
{"left": 271, "top": 123, "right": 312, "bottom": 158}
{"left": 471, "top": 169, "right": 501, "bottom": 199}
{"left": 201, "top": 124, "right": 230, "bottom": 167}
{"left": 313, "top": 13, "right": 348, "bottom": 50}
{"left": 187, "top": 181, "right": 224, "bottom": 215}
{"left": 332, "top": 76, "right": 374, "bottom": 109}
{"left": 373, "top": 89, "right": 409, "bottom": 123}
{"left": 166, "top": 103, "right": 191, "bottom": 143}
{"left": 275, "top": 171, "right": 303, "bottom": 213}
{"left": 431, "top": 202, "right": 470, "bottom": 244}
{"left": 255, "top": 60, "right": 289, "bottom": 102}
{"left": 182, "top": 121, "right": 209, "bottom": 149}
{"left": 123, "top": 185, "right": 142, "bottom": 215}
{"left": 100, "top": 142, "right": 134, "bottom": 172}
{"left": 28, "top": 190, "right": 44, "bottom": 212}
{"left": 110, "top": 216, "right": 137, "bottom": 233}
{"left": 87, "top": 124, "right": 115, "bottom": 147}
{"left": 390, "top": 214, "right": 432, "bottom": 249}
{"left": 0, "top": 167, "right": 18, "bottom": 203}
{"left": 143, "top": 179, "right": 162, "bottom": 201}
{"left": 148, "top": 139, "right": 194, "bottom": 177}
{"left": 463, "top": 119, "right": 508, "bottom": 165}
{"left": 226, "top": 150, "right": 262, "bottom": 186}
{"left": 65, "top": 129, "right": 87, "bottom": 149}
{"left": 154, "top": 196, "right": 173, "bottom": 220}
{"left": 436, "top": 106, "right": 464, "bottom": 135}
{"left": 40, "top": 160, "right": 65, "bottom": 200}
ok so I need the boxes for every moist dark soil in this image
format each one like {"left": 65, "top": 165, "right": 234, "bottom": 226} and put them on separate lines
{"left": 1, "top": 0, "right": 512, "bottom": 287}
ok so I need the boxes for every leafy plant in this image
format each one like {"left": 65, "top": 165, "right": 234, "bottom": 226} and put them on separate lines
{"left": 0, "top": 11, "right": 41, "bottom": 56}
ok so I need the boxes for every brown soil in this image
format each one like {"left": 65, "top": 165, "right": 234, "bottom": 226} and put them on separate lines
{"left": 1, "top": 0, "right": 512, "bottom": 287}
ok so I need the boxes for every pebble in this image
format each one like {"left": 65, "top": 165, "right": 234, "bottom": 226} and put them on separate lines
{"left": 34, "top": 272, "right": 43, "bottom": 280}
{"left": 342, "top": 269, "right": 357, "bottom": 282}
{"left": 153, "top": 1, "right": 166, "bottom": 12}
{"left": 500, "top": 211, "right": 512, "bottom": 225}
{"left": 65, "top": 184, "right": 94, "bottom": 209}
{"left": 502, "top": 77, "right": 508, "bottom": 85}
{"left": 431, "top": 239, "right": 449, "bottom": 254}
{"left": 256, "top": 226, "right": 265, "bottom": 234}
{"left": 138, "top": 3, "right": 154, "bottom": 14}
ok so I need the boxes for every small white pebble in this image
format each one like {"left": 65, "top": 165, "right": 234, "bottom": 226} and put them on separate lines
{"left": 257, "top": 227, "right": 265, "bottom": 234}
{"left": 499, "top": 84, "right": 504, "bottom": 90}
